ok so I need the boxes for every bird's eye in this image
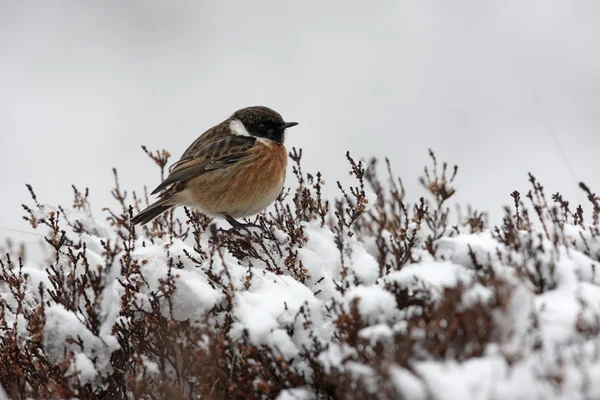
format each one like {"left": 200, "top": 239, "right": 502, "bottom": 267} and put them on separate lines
{"left": 258, "top": 124, "right": 266, "bottom": 131}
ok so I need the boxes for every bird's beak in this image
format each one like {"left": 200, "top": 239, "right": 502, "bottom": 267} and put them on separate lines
{"left": 280, "top": 121, "right": 299, "bottom": 130}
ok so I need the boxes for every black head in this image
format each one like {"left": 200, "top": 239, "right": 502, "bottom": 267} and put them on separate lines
{"left": 230, "top": 106, "right": 298, "bottom": 144}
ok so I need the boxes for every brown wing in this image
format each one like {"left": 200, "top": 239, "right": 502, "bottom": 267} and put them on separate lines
{"left": 151, "top": 135, "right": 256, "bottom": 195}
{"left": 174, "top": 120, "right": 232, "bottom": 168}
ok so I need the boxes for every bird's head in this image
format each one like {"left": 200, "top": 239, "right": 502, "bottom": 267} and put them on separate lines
{"left": 229, "top": 106, "right": 298, "bottom": 144}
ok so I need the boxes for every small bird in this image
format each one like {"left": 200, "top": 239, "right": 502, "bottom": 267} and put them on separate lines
{"left": 131, "top": 106, "right": 298, "bottom": 228}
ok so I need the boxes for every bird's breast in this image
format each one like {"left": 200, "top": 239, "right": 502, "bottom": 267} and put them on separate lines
{"left": 182, "top": 141, "right": 288, "bottom": 218}
{"left": 233, "top": 142, "right": 287, "bottom": 215}
{"left": 246, "top": 141, "right": 287, "bottom": 188}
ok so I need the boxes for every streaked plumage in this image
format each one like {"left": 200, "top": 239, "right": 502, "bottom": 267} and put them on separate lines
{"left": 131, "top": 106, "right": 298, "bottom": 228}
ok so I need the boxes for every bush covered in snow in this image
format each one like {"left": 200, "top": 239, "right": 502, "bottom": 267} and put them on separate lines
{"left": 1, "top": 149, "right": 600, "bottom": 399}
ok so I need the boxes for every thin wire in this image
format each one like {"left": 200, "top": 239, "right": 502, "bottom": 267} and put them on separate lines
{"left": 0, "top": 226, "right": 45, "bottom": 238}
{"left": 531, "top": 91, "right": 578, "bottom": 182}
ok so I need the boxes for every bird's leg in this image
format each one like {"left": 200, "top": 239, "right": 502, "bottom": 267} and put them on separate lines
{"left": 223, "top": 214, "right": 261, "bottom": 231}
{"left": 223, "top": 214, "right": 246, "bottom": 229}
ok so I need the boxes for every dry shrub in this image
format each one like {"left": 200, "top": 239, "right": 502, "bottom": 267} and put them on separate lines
{"left": 1, "top": 148, "right": 599, "bottom": 400}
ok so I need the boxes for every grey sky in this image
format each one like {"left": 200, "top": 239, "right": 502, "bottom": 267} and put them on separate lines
{"left": 1, "top": 1, "right": 599, "bottom": 249}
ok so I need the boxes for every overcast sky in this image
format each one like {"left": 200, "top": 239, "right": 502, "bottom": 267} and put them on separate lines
{"left": 1, "top": 1, "right": 599, "bottom": 250}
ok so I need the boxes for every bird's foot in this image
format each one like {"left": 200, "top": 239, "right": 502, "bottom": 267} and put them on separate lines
{"left": 223, "top": 214, "right": 261, "bottom": 232}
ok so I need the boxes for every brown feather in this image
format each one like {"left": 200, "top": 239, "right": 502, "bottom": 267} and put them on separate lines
{"left": 132, "top": 106, "right": 296, "bottom": 226}
{"left": 175, "top": 141, "right": 288, "bottom": 218}
{"left": 131, "top": 199, "right": 174, "bottom": 226}
{"left": 150, "top": 136, "right": 255, "bottom": 195}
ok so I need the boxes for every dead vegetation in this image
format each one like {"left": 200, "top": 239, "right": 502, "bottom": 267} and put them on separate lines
{"left": 1, "top": 148, "right": 599, "bottom": 399}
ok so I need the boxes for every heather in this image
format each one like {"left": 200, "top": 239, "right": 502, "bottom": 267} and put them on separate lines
{"left": 1, "top": 149, "right": 600, "bottom": 400}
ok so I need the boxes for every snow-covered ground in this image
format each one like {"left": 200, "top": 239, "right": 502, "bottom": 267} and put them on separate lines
{"left": 2, "top": 173, "right": 600, "bottom": 399}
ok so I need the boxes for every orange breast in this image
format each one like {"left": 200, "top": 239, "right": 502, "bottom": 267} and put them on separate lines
{"left": 183, "top": 141, "right": 288, "bottom": 218}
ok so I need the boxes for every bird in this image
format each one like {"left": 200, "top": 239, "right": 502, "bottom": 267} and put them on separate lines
{"left": 131, "top": 106, "right": 298, "bottom": 229}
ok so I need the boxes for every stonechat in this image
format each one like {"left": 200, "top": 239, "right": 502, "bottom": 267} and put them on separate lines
{"left": 131, "top": 106, "right": 298, "bottom": 228}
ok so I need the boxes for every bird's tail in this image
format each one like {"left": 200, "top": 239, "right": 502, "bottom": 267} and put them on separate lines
{"left": 131, "top": 198, "right": 174, "bottom": 226}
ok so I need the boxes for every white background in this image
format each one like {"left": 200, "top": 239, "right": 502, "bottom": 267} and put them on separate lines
{"left": 1, "top": 1, "right": 599, "bottom": 249}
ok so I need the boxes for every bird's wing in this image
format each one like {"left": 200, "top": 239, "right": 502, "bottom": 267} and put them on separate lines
{"left": 174, "top": 120, "right": 231, "bottom": 167}
{"left": 151, "top": 135, "right": 255, "bottom": 195}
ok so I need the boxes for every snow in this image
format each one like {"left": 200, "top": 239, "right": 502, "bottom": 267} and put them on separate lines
{"left": 303, "top": 223, "right": 342, "bottom": 278}
{"left": 276, "top": 387, "right": 315, "bottom": 400}
{"left": 384, "top": 261, "right": 473, "bottom": 289}
{"left": 389, "top": 366, "right": 427, "bottom": 400}
{"left": 3, "top": 198, "right": 600, "bottom": 399}
{"left": 68, "top": 353, "right": 99, "bottom": 385}
{"left": 358, "top": 324, "right": 394, "bottom": 341}
{"left": 363, "top": 188, "right": 378, "bottom": 213}
{"left": 0, "top": 384, "right": 7, "bottom": 400}
{"left": 231, "top": 272, "right": 323, "bottom": 359}
{"left": 44, "top": 304, "right": 120, "bottom": 381}
{"left": 343, "top": 285, "right": 397, "bottom": 324}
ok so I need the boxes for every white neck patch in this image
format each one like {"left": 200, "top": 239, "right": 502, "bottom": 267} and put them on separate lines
{"left": 256, "top": 137, "right": 272, "bottom": 147}
{"left": 229, "top": 118, "right": 273, "bottom": 147}
{"left": 229, "top": 119, "right": 250, "bottom": 136}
